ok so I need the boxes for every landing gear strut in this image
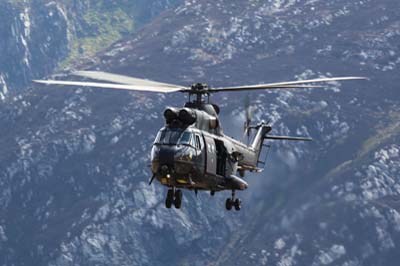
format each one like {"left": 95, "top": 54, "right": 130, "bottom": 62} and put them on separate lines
{"left": 165, "top": 188, "right": 183, "bottom": 209}
{"left": 225, "top": 190, "right": 241, "bottom": 211}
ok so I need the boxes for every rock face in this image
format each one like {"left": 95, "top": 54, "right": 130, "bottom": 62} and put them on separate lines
{"left": 0, "top": 0, "right": 180, "bottom": 96}
{"left": 0, "top": 0, "right": 400, "bottom": 266}
{"left": 0, "top": 1, "right": 68, "bottom": 96}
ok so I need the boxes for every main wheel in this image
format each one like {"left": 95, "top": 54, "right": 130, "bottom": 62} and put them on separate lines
{"left": 165, "top": 189, "right": 174, "bottom": 209}
{"left": 225, "top": 198, "right": 233, "bottom": 211}
{"left": 234, "top": 198, "right": 241, "bottom": 211}
{"left": 174, "top": 190, "right": 183, "bottom": 209}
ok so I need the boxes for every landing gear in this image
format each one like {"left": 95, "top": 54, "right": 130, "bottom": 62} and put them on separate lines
{"left": 234, "top": 198, "right": 241, "bottom": 211}
{"left": 165, "top": 188, "right": 183, "bottom": 209}
{"left": 225, "top": 198, "right": 233, "bottom": 210}
{"left": 174, "top": 189, "right": 183, "bottom": 209}
{"left": 165, "top": 189, "right": 174, "bottom": 209}
{"left": 225, "top": 190, "right": 241, "bottom": 211}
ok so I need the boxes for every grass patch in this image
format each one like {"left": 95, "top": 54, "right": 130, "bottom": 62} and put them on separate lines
{"left": 324, "top": 110, "right": 400, "bottom": 181}
{"left": 58, "top": 6, "right": 135, "bottom": 69}
{"left": 357, "top": 110, "right": 400, "bottom": 159}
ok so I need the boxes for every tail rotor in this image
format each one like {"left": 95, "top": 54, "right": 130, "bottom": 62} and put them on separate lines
{"left": 243, "top": 95, "right": 254, "bottom": 144}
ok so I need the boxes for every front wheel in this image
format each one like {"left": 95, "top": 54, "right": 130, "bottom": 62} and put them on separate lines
{"left": 165, "top": 189, "right": 174, "bottom": 208}
{"left": 225, "top": 198, "right": 233, "bottom": 210}
{"left": 234, "top": 198, "right": 241, "bottom": 211}
{"left": 174, "top": 190, "right": 183, "bottom": 209}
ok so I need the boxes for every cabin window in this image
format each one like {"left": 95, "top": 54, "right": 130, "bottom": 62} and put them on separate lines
{"left": 195, "top": 135, "right": 201, "bottom": 150}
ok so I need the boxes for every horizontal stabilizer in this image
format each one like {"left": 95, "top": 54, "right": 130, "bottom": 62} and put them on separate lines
{"left": 265, "top": 135, "right": 313, "bottom": 141}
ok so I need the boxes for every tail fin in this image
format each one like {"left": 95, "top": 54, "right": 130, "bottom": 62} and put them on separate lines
{"left": 251, "top": 122, "right": 272, "bottom": 160}
{"left": 249, "top": 122, "right": 312, "bottom": 168}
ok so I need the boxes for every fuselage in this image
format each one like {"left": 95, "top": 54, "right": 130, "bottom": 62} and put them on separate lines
{"left": 151, "top": 126, "right": 249, "bottom": 191}
{"left": 150, "top": 102, "right": 271, "bottom": 193}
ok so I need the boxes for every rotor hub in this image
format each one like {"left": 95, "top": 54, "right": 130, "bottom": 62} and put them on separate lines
{"left": 191, "top": 83, "right": 208, "bottom": 92}
{"left": 188, "top": 83, "right": 210, "bottom": 104}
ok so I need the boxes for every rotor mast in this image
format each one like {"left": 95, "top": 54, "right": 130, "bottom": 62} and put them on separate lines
{"left": 189, "top": 83, "right": 210, "bottom": 105}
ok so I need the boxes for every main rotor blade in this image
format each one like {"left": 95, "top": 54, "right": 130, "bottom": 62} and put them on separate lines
{"left": 265, "top": 135, "right": 313, "bottom": 141}
{"left": 33, "top": 80, "right": 185, "bottom": 93}
{"left": 73, "top": 71, "right": 185, "bottom": 88}
{"left": 212, "top": 77, "right": 367, "bottom": 92}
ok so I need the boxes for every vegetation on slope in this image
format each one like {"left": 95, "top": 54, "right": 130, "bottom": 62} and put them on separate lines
{"left": 4, "top": 0, "right": 179, "bottom": 69}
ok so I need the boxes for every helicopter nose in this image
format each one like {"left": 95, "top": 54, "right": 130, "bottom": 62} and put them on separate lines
{"left": 151, "top": 146, "right": 175, "bottom": 174}
{"left": 159, "top": 147, "right": 174, "bottom": 166}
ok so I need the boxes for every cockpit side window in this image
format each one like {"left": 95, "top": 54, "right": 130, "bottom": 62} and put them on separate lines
{"left": 159, "top": 130, "right": 170, "bottom": 144}
{"left": 154, "top": 130, "right": 164, "bottom": 144}
{"left": 179, "top": 132, "right": 192, "bottom": 145}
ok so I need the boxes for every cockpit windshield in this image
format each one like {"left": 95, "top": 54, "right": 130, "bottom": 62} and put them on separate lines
{"left": 155, "top": 129, "right": 193, "bottom": 146}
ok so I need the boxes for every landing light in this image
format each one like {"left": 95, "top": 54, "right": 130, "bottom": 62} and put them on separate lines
{"left": 179, "top": 154, "right": 193, "bottom": 161}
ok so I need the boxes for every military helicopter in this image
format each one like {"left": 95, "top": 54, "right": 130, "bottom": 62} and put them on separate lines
{"left": 34, "top": 72, "right": 366, "bottom": 211}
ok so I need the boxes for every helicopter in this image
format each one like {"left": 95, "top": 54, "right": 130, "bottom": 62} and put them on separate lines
{"left": 34, "top": 71, "right": 366, "bottom": 211}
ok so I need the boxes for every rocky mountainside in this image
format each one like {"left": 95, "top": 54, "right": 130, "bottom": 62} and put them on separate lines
{"left": 1, "top": 0, "right": 400, "bottom": 265}
{"left": 0, "top": 0, "right": 180, "bottom": 98}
